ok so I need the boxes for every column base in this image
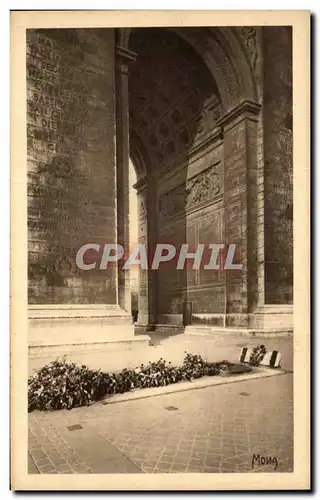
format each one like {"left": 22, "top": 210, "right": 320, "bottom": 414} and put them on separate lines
{"left": 134, "top": 323, "right": 151, "bottom": 334}
{"left": 185, "top": 325, "right": 292, "bottom": 337}
{"left": 189, "top": 306, "right": 293, "bottom": 331}
{"left": 156, "top": 314, "right": 184, "bottom": 326}
{"left": 185, "top": 305, "right": 293, "bottom": 337}
{"left": 28, "top": 304, "right": 151, "bottom": 360}
{"left": 248, "top": 304, "right": 293, "bottom": 330}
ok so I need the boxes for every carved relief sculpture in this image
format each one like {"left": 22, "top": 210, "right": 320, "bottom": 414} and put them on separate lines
{"left": 239, "top": 27, "right": 258, "bottom": 73}
{"left": 159, "top": 163, "right": 222, "bottom": 224}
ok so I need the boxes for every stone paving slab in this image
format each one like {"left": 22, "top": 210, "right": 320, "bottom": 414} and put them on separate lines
{"left": 28, "top": 453, "right": 39, "bottom": 474}
{"left": 58, "top": 424, "right": 141, "bottom": 473}
{"left": 29, "top": 372, "right": 293, "bottom": 475}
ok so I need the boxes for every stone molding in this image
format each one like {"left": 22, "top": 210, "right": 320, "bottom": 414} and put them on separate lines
{"left": 115, "top": 45, "right": 137, "bottom": 63}
{"left": 133, "top": 177, "right": 147, "bottom": 194}
{"left": 116, "top": 45, "right": 137, "bottom": 75}
{"left": 153, "top": 126, "right": 223, "bottom": 182}
{"left": 28, "top": 304, "right": 132, "bottom": 320}
{"left": 217, "top": 99, "right": 261, "bottom": 129}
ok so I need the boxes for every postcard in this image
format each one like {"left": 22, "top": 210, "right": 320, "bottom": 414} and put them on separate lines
{"left": 10, "top": 10, "right": 310, "bottom": 491}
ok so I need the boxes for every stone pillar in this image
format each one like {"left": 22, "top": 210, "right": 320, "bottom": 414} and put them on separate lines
{"left": 218, "top": 100, "right": 261, "bottom": 327}
{"left": 262, "top": 26, "right": 293, "bottom": 305}
{"left": 27, "top": 28, "right": 119, "bottom": 307}
{"left": 147, "top": 173, "right": 159, "bottom": 328}
{"left": 115, "top": 45, "right": 137, "bottom": 314}
{"left": 26, "top": 30, "right": 151, "bottom": 360}
{"left": 134, "top": 179, "right": 149, "bottom": 331}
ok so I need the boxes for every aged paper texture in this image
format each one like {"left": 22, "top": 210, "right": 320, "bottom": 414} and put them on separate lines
{"left": 11, "top": 10, "right": 310, "bottom": 491}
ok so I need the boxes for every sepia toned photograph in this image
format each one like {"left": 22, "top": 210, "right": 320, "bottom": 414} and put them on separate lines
{"left": 10, "top": 10, "right": 310, "bottom": 491}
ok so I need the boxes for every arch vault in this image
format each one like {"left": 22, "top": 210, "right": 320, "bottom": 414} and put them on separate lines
{"left": 26, "top": 26, "right": 293, "bottom": 363}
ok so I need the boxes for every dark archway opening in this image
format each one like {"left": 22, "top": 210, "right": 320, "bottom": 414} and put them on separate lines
{"left": 128, "top": 28, "right": 223, "bottom": 329}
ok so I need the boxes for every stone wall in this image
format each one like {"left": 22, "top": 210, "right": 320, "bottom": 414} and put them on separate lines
{"left": 27, "top": 28, "right": 117, "bottom": 305}
{"left": 156, "top": 139, "right": 225, "bottom": 324}
{"left": 262, "top": 27, "right": 293, "bottom": 304}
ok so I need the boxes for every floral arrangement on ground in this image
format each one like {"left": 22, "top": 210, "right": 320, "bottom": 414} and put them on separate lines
{"left": 28, "top": 350, "right": 262, "bottom": 413}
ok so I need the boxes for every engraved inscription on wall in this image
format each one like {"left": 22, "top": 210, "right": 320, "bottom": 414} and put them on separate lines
{"left": 27, "top": 29, "right": 117, "bottom": 305}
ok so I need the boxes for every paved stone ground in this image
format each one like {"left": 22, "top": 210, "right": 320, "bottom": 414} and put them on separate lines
{"left": 28, "top": 372, "right": 293, "bottom": 474}
{"left": 29, "top": 331, "right": 293, "bottom": 376}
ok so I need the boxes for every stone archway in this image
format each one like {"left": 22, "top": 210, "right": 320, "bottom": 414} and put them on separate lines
{"left": 116, "top": 27, "right": 261, "bottom": 331}
{"left": 118, "top": 26, "right": 257, "bottom": 111}
{"left": 25, "top": 26, "right": 293, "bottom": 365}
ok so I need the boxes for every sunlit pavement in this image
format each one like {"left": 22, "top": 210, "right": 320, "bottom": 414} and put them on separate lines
{"left": 28, "top": 331, "right": 293, "bottom": 376}
{"left": 28, "top": 332, "right": 293, "bottom": 474}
